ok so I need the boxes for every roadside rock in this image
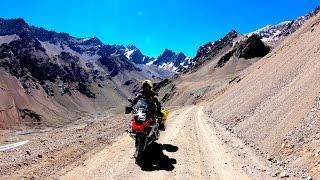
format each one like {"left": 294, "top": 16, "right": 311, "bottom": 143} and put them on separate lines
{"left": 235, "top": 34, "right": 270, "bottom": 59}
{"left": 280, "top": 171, "right": 290, "bottom": 178}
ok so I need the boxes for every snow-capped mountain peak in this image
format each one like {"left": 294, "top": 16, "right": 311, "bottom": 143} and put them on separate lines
{"left": 122, "top": 46, "right": 191, "bottom": 73}
{"left": 151, "top": 49, "right": 191, "bottom": 72}
{"left": 246, "top": 7, "right": 320, "bottom": 44}
{"left": 246, "top": 21, "right": 293, "bottom": 44}
{"left": 123, "top": 46, "right": 153, "bottom": 64}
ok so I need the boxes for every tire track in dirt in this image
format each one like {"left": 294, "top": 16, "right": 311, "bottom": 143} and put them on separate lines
{"left": 195, "top": 106, "right": 249, "bottom": 179}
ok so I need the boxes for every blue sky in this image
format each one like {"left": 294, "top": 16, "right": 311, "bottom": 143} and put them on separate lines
{"left": 1, "top": 0, "right": 319, "bottom": 57}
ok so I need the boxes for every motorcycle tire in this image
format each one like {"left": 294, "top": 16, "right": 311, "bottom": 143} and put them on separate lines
{"left": 134, "top": 134, "right": 145, "bottom": 165}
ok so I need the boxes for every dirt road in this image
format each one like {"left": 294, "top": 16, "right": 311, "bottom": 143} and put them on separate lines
{"left": 60, "top": 106, "right": 272, "bottom": 179}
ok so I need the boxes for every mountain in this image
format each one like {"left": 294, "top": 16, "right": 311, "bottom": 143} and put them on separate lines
{"left": 247, "top": 7, "right": 320, "bottom": 45}
{"left": 0, "top": 6, "right": 317, "bottom": 129}
{"left": 179, "top": 29, "right": 269, "bottom": 74}
{"left": 154, "top": 9, "right": 320, "bottom": 106}
{"left": 0, "top": 18, "right": 179, "bottom": 128}
{"left": 178, "top": 7, "right": 319, "bottom": 74}
{"left": 156, "top": 7, "right": 320, "bottom": 178}
{"left": 135, "top": 6, "right": 320, "bottom": 74}
{"left": 122, "top": 46, "right": 191, "bottom": 73}
{"left": 202, "top": 12, "right": 320, "bottom": 178}
{"left": 151, "top": 49, "right": 191, "bottom": 72}
{"left": 155, "top": 30, "right": 270, "bottom": 106}
{"left": 185, "top": 30, "right": 240, "bottom": 72}
{"left": 122, "top": 44, "right": 154, "bottom": 64}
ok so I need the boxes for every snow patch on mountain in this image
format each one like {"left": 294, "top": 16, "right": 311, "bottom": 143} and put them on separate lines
{"left": 159, "top": 62, "right": 177, "bottom": 72}
{"left": 246, "top": 7, "right": 320, "bottom": 45}
{"left": 246, "top": 21, "right": 292, "bottom": 44}
{"left": 146, "top": 59, "right": 157, "bottom": 66}
{"left": 124, "top": 49, "right": 135, "bottom": 59}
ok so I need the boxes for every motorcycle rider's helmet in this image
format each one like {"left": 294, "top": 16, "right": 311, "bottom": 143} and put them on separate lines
{"left": 142, "top": 80, "right": 154, "bottom": 89}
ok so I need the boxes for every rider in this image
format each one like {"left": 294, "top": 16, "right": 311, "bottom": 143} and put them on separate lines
{"left": 131, "top": 80, "right": 165, "bottom": 130}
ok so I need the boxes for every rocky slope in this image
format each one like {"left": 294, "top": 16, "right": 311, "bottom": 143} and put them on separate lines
{"left": 157, "top": 7, "right": 320, "bottom": 178}
{"left": 156, "top": 7, "right": 320, "bottom": 105}
{"left": 202, "top": 12, "right": 320, "bottom": 178}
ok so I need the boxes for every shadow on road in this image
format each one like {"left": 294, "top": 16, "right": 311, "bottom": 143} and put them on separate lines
{"left": 139, "top": 142, "right": 178, "bottom": 171}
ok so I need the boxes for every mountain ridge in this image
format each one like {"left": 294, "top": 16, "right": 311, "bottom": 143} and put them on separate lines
{"left": 246, "top": 6, "right": 320, "bottom": 45}
{"left": 0, "top": 17, "right": 189, "bottom": 72}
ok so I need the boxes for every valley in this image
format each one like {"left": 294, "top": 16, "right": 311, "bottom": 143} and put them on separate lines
{"left": 0, "top": 5, "right": 320, "bottom": 180}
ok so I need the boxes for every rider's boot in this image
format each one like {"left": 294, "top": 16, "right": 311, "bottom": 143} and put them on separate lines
{"left": 159, "top": 122, "right": 165, "bottom": 131}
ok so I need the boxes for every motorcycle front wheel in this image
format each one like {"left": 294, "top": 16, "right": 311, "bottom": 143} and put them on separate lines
{"left": 134, "top": 133, "right": 146, "bottom": 165}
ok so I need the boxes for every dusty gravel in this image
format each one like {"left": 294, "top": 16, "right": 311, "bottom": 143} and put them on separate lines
{"left": 0, "top": 113, "right": 128, "bottom": 179}
{"left": 60, "top": 106, "right": 275, "bottom": 180}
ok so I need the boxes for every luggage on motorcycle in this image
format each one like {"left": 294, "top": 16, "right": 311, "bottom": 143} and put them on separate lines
{"left": 161, "top": 109, "right": 169, "bottom": 121}
{"left": 158, "top": 109, "right": 168, "bottom": 131}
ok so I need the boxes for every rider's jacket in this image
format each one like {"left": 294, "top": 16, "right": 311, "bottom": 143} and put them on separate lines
{"left": 131, "top": 90, "right": 162, "bottom": 117}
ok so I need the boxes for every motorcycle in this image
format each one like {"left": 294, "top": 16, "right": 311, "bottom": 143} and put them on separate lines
{"left": 125, "top": 98, "right": 167, "bottom": 165}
